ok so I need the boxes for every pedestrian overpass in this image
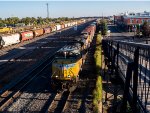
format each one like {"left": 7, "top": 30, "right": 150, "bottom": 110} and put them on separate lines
{"left": 102, "top": 39, "right": 150, "bottom": 113}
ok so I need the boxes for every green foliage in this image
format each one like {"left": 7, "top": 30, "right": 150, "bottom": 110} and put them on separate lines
{"left": 94, "top": 33, "right": 102, "bottom": 74}
{"left": 0, "top": 22, "right": 5, "bottom": 27}
{"left": 141, "top": 21, "right": 150, "bottom": 37}
{"left": 100, "top": 19, "right": 108, "bottom": 36}
{"left": 136, "top": 24, "right": 141, "bottom": 36}
{"left": 93, "top": 33, "right": 103, "bottom": 113}
{"left": 0, "top": 17, "right": 75, "bottom": 26}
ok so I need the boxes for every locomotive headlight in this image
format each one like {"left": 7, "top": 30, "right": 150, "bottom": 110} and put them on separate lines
{"left": 67, "top": 75, "right": 70, "bottom": 78}
{"left": 56, "top": 75, "right": 58, "bottom": 78}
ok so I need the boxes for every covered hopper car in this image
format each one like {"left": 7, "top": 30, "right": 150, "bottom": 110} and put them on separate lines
{"left": 0, "top": 33, "right": 20, "bottom": 48}
{"left": 20, "top": 31, "right": 34, "bottom": 41}
{"left": 0, "top": 19, "right": 87, "bottom": 48}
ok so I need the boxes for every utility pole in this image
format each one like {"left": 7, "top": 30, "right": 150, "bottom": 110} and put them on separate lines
{"left": 46, "top": 3, "right": 49, "bottom": 18}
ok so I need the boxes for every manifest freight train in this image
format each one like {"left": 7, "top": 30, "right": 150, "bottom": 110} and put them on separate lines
{"left": 51, "top": 22, "right": 96, "bottom": 91}
{"left": 0, "top": 20, "right": 83, "bottom": 48}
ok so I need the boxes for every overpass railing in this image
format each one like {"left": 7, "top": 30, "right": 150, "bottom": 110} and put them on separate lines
{"left": 102, "top": 39, "right": 150, "bottom": 113}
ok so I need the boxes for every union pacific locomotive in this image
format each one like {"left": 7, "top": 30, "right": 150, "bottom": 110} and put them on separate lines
{"left": 51, "top": 22, "right": 97, "bottom": 91}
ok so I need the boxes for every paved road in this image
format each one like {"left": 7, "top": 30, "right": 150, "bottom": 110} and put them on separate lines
{"left": 106, "top": 25, "right": 134, "bottom": 40}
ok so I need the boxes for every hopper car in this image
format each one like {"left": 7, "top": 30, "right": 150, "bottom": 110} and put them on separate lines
{"left": 0, "top": 20, "right": 81, "bottom": 48}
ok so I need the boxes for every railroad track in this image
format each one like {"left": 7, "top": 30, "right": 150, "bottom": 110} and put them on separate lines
{"left": 0, "top": 51, "right": 56, "bottom": 111}
{"left": 62, "top": 80, "right": 94, "bottom": 113}
{"left": 62, "top": 35, "right": 97, "bottom": 113}
{"left": 46, "top": 91, "right": 70, "bottom": 113}
{"left": 0, "top": 25, "right": 74, "bottom": 55}
{"left": 0, "top": 22, "right": 89, "bottom": 89}
{"left": 0, "top": 21, "right": 89, "bottom": 55}
{"left": 0, "top": 21, "right": 94, "bottom": 112}
{"left": 0, "top": 22, "right": 86, "bottom": 66}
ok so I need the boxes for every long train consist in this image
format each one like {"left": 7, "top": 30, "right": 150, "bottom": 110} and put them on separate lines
{"left": 0, "top": 20, "right": 85, "bottom": 48}
{"left": 51, "top": 22, "right": 96, "bottom": 91}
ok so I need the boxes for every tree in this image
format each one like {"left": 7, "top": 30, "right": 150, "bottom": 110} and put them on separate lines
{"left": 0, "top": 18, "right": 5, "bottom": 27}
{"left": 21, "top": 17, "right": 31, "bottom": 25}
{"left": 141, "top": 21, "right": 150, "bottom": 37}
{"left": 100, "top": 19, "right": 108, "bottom": 35}
{"left": 37, "top": 17, "right": 44, "bottom": 25}
{"left": 136, "top": 24, "right": 141, "bottom": 37}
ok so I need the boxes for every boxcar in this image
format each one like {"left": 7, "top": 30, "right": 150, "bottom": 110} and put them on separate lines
{"left": 0, "top": 33, "right": 20, "bottom": 47}
{"left": 20, "top": 31, "right": 34, "bottom": 41}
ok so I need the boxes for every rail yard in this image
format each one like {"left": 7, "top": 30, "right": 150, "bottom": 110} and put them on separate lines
{"left": 0, "top": 1, "right": 150, "bottom": 112}
{"left": 0, "top": 18, "right": 99, "bottom": 112}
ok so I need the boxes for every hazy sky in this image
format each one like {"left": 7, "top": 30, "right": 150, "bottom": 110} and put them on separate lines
{"left": 0, "top": 1, "right": 150, "bottom": 18}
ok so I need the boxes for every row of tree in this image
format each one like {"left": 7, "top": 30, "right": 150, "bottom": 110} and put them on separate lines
{"left": 0, "top": 17, "right": 74, "bottom": 27}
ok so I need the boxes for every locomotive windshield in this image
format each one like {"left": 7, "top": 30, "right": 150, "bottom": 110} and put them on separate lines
{"left": 55, "top": 43, "right": 81, "bottom": 59}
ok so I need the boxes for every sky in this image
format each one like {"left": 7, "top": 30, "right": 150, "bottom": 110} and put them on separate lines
{"left": 0, "top": 1, "right": 150, "bottom": 19}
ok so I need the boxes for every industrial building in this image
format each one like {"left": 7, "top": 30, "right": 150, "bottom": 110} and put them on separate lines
{"left": 114, "top": 11, "right": 150, "bottom": 31}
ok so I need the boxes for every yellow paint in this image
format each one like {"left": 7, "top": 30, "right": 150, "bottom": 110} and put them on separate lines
{"left": 52, "top": 58, "right": 82, "bottom": 81}
{"left": 0, "top": 27, "right": 12, "bottom": 33}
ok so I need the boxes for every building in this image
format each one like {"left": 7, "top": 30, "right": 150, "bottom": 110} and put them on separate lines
{"left": 114, "top": 11, "right": 150, "bottom": 32}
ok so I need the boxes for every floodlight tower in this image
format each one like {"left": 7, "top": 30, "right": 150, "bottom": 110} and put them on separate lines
{"left": 46, "top": 3, "right": 49, "bottom": 18}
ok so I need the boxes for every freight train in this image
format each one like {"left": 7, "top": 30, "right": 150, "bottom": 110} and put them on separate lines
{"left": 51, "top": 22, "right": 97, "bottom": 91}
{"left": 0, "top": 20, "right": 84, "bottom": 48}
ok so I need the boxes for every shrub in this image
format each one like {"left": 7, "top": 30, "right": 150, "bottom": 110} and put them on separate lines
{"left": 93, "top": 32, "right": 103, "bottom": 113}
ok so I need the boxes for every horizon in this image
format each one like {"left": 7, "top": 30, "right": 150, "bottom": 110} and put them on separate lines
{"left": 0, "top": 1, "right": 150, "bottom": 19}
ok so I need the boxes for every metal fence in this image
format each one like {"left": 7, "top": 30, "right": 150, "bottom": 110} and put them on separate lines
{"left": 102, "top": 39, "right": 150, "bottom": 113}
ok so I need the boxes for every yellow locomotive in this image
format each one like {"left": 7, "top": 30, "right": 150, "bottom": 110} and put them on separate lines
{"left": 51, "top": 41, "right": 84, "bottom": 90}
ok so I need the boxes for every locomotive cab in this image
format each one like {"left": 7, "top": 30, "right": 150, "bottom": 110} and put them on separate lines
{"left": 51, "top": 42, "right": 83, "bottom": 90}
